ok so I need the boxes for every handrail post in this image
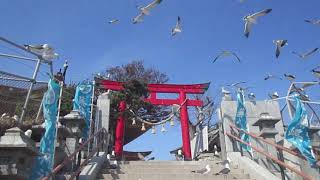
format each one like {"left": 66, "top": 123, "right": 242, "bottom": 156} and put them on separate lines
{"left": 218, "top": 122, "right": 227, "bottom": 161}
{"left": 76, "top": 147, "right": 82, "bottom": 180}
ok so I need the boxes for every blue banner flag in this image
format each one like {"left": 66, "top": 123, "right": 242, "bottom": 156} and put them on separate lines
{"left": 30, "top": 79, "right": 61, "bottom": 180}
{"left": 73, "top": 82, "right": 93, "bottom": 139}
{"left": 235, "top": 90, "right": 252, "bottom": 152}
{"left": 285, "top": 96, "right": 317, "bottom": 166}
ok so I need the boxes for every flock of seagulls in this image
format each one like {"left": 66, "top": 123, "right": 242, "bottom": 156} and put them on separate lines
{"left": 77, "top": 1, "right": 320, "bottom": 113}
{"left": 108, "top": 0, "right": 182, "bottom": 37}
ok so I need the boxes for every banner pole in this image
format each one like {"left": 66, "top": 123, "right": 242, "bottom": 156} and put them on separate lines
{"left": 87, "top": 81, "right": 96, "bottom": 157}
{"left": 51, "top": 81, "right": 64, "bottom": 172}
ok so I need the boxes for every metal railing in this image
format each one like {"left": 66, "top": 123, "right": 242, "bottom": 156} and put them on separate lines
{"left": 43, "top": 128, "right": 109, "bottom": 180}
{"left": 226, "top": 122, "right": 315, "bottom": 180}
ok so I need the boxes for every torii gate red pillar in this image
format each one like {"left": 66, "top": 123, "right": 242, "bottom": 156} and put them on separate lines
{"left": 97, "top": 79, "right": 210, "bottom": 160}
{"left": 114, "top": 101, "right": 126, "bottom": 159}
{"left": 179, "top": 91, "right": 192, "bottom": 160}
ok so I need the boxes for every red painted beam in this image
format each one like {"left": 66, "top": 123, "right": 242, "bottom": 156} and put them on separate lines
{"left": 97, "top": 79, "right": 210, "bottom": 94}
{"left": 145, "top": 98, "right": 203, "bottom": 106}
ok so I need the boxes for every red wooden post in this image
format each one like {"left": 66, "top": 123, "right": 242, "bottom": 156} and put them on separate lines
{"left": 179, "top": 91, "right": 192, "bottom": 160}
{"left": 114, "top": 100, "right": 126, "bottom": 159}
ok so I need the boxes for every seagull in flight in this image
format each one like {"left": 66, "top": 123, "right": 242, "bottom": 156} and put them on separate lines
{"left": 243, "top": 8, "right": 272, "bottom": 38}
{"left": 213, "top": 50, "right": 241, "bottom": 63}
{"left": 304, "top": 19, "right": 320, "bottom": 25}
{"left": 226, "top": 81, "right": 246, "bottom": 88}
{"left": 108, "top": 19, "right": 119, "bottom": 24}
{"left": 264, "top": 74, "right": 282, "bottom": 81}
{"left": 172, "top": 16, "right": 182, "bottom": 36}
{"left": 273, "top": 40, "right": 288, "bottom": 58}
{"left": 284, "top": 73, "right": 296, "bottom": 81}
{"left": 269, "top": 92, "right": 279, "bottom": 99}
{"left": 132, "top": 0, "right": 163, "bottom": 24}
{"left": 248, "top": 92, "right": 256, "bottom": 100}
{"left": 311, "top": 69, "right": 320, "bottom": 78}
{"left": 292, "top": 48, "right": 319, "bottom": 59}
{"left": 191, "top": 164, "right": 211, "bottom": 174}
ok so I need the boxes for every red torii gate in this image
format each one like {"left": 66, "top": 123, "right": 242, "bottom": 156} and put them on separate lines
{"left": 98, "top": 79, "right": 210, "bottom": 160}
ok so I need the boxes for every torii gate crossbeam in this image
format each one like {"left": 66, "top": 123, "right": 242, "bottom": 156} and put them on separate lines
{"left": 97, "top": 79, "right": 210, "bottom": 160}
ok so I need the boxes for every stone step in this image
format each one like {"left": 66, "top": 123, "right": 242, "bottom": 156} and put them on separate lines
{"left": 98, "top": 172, "right": 252, "bottom": 180}
{"left": 104, "top": 164, "right": 239, "bottom": 171}
{"left": 101, "top": 168, "right": 244, "bottom": 174}
{"left": 98, "top": 173, "right": 251, "bottom": 180}
{"left": 116, "top": 160, "right": 223, "bottom": 165}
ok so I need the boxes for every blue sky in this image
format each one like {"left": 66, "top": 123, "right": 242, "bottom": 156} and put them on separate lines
{"left": 0, "top": 0, "right": 319, "bottom": 160}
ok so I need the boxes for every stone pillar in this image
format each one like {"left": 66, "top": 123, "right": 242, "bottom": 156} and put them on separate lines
{"left": 0, "top": 127, "right": 40, "bottom": 180}
{"left": 95, "top": 92, "right": 111, "bottom": 151}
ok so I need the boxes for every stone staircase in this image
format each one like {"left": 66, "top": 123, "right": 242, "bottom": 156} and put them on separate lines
{"left": 97, "top": 160, "right": 254, "bottom": 180}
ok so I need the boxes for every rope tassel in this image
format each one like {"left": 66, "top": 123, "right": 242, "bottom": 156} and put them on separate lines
{"left": 141, "top": 123, "right": 146, "bottom": 131}
{"left": 161, "top": 124, "right": 166, "bottom": 132}
{"left": 132, "top": 118, "right": 136, "bottom": 125}
{"left": 151, "top": 126, "right": 156, "bottom": 134}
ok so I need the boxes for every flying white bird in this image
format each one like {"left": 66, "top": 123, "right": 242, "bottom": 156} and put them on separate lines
{"left": 42, "top": 52, "right": 59, "bottom": 60}
{"left": 147, "top": 157, "right": 155, "bottom": 161}
{"left": 226, "top": 81, "right": 246, "bottom": 88}
{"left": 108, "top": 19, "right": 119, "bottom": 24}
{"left": 221, "top": 87, "right": 231, "bottom": 96}
{"left": 273, "top": 40, "right": 288, "bottom": 58}
{"left": 311, "top": 69, "right": 320, "bottom": 78}
{"left": 269, "top": 92, "right": 279, "bottom": 99}
{"left": 213, "top": 50, "right": 241, "bottom": 63}
{"left": 284, "top": 73, "right": 296, "bottom": 81}
{"left": 243, "top": 8, "right": 272, "bottom": 38}
{"left": 132, "top": 0, "right": 163, "bottom": 24}
{"left": 264, "top": 74, "right": 282, "bottom": 81}
{"left": 292, "top": 48, "right": 319, "bottom": 59}
{"left": 24, "top": 129, "right": 32, "bottom": 138}
{"left": 191, "top": 164, "right": 211, "bottom": 174}
{"left": 304, "top": 19, "right": 320, "bottom": 25}
{"left": 248, "top": 93, "right": 256, "bottom": 100}
{"left": 172, "top": 16, "right": 182, "bottom": 36}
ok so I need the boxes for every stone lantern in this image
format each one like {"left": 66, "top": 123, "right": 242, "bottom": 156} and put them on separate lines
{"left": 0, "top": 127, "right": 40, "bottom": 180}
{"left": 59, "top": 110, "right": 86, "bottom": 170}
{"left": 253, "top": 112, "right": 280, "bottom": 142}
{"left": 309, "top": 126, "right": 320, "bottom": 152}
{"left": 60, "top": 110, "right": 85, "bottom": 138}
